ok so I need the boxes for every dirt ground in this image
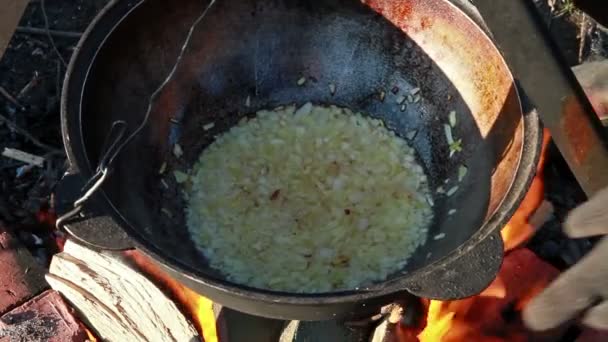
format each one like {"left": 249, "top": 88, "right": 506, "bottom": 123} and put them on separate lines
{"left": 0, "top": 0, "right": 110, "bottom": 259}
{"left": 0, "top": 0, "right": 605, "bottom": 264}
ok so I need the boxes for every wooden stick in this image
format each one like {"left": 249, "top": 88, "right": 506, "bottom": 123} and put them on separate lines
{"left": 40, "top": 0, "right": 67, "bottom": 67}
{"left": 0, "top": 86, "right": 24, "bottom": 110}
{"left": 15, "top": 26, "right": 82, "bottom": 39}
{"left": 46, "top": 240, "right": 200, "bottom": 342}
{"left": 2, "top": 147, "right": 44, "bottom": 166}
{"left": 0, "top": 113, "right": 62, "bottom": 153}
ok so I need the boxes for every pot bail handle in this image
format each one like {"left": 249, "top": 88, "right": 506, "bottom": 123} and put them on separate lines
{"left": 55, "top": 169, "right": 134, "bottom": 250}
{"left": 57, "top": 0, "right": 222, "bottom": 232}
{"left": 402, "top": 231, "right": 504, "bottom": 300}
{"left": 55, "top": 120, "right": 127, "bottom": 230}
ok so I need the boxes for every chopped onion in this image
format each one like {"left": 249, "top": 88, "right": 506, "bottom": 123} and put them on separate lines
{"left": 297, "top": 76, "right": 307, "bottom": 86}
{"left": 203, "top": 122, "right": 215, "bottom": 131}
{"left": 410, "top": 87, "right": 421, "bottom": 95}
{"left": 185, "top": 104, "right": 433, "bottom": 292}
{"left": 159, "top": 162, "right": 167, "bottom": 174}
{"left": 458, "top": 165, "right": 468, "bottom": 182}
{"left": 433, "top": 233, "right": 446, "bottom": 240}
{"left": 449, "top": 110, "right": 457, "bottom": 127}
{"left": 357, "top": 218, "right": 370, "bottom": 231}
{"left": 400, "top": 104, "right": 407, "bottom": 112}
{"left": 449, "top": 139, "right": 463, "bottom": 157}
{"left": 161, "top": 208, "right": 173, "bottom": 218}
{"left": 444, "top": 124, "right": 454, "bottom": 145}
{"left": 295, "top": 103, "right": 313, "bottom": 117}
{"left": 160, "top": 179, "right": 169, "bottom": 189}
{"left": 379, "top": 90, "right": 386, "bottom": 102}
{"left": 174, "top": 170, "right": 189, "bottom": 184}
{"left": 173, "top": 144, "right": 183, "bottom": 158}
{"left": 448, "top": 209, "right": 457, "bottom": 215}
{"left": 446, "top": 186, "right": 459, "bottom": 197}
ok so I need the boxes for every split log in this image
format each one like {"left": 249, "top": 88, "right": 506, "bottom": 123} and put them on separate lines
{"left": 46, "top": 240, "right": 200, "bottom": 342}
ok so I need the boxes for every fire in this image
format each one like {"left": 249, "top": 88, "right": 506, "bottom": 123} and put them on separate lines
{"left": 417, "top": 248, "right": 559, "bottom": 342}
{"left": 416, "top": 129, "right": 558, "bottom": 342}
{"left": 419, "top": 302, "right": 456, "bottom": 341}
{"left": 125, "top": 250, "right": 218, "bottom": 342}
{"left": 84, "top": 326, "right": 98, "bottom": 342}
{"left": 501, "top": 130, "right": 552, "bottom": 252}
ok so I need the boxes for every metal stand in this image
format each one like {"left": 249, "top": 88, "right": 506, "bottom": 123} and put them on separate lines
{"left": 475, "top": 0, "right": 608, "bottom": 197}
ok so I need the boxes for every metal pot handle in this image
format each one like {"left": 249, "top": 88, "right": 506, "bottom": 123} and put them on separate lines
{"left": 55, "top": 120, "right": 127, "bottom": 231}
{"left": 56, "top": 0, "right": 220, "bottom": 232}
{"left": 55, "top": 169, "right": 134, "bottom": 250}
{"left": 401, "top": 231, "right": 504, "bottom": 300}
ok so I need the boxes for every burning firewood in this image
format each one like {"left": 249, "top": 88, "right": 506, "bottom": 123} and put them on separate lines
{"left": 46, "top": 240, "right": 200, "bottom": 342}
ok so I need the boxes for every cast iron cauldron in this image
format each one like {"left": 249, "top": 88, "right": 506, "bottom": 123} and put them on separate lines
{"left": 58, "top": 0, "right": 542, "bottom": 320}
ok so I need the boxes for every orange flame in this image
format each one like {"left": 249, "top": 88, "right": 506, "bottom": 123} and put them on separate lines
{"left": 84, "top": 326, "right": 98, "bottom": 342}
{"left": 501, "top": 130, "right": 551, "bottom": 252}
{"left": 125, "top": 250, "right": 218, "bottom": 342}
{"left": 417, "top": 249, "right": 559, "bottom": 342}
{"left": 418, "top": 301, "right": 456, "bottom": 341}
{"left": 416, "top": 129, "right": 556, "bottom": 342}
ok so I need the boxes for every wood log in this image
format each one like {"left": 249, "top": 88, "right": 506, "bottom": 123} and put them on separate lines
{"left": 46, "top": 240, "right": 200, "bottom": 342}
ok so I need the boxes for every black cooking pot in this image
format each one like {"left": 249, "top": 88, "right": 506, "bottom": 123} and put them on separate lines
{"left": 58, "top": 0, "right": 541, "bottom": 320}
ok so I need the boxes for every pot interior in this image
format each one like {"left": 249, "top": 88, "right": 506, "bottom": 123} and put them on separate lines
{"left": 76, "top": 0, "right": 523, "bottom": 292}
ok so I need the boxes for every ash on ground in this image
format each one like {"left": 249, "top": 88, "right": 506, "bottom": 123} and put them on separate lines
{"left": 0, "top": 311, "right": 59, "bottom": 342}
{"left": 0, "top": 0, "right": 110, "bottom": 264}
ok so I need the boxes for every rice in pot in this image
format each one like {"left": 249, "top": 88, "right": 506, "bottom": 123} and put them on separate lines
{"left": 183, "top": 103, "right": 433, "bottom": 293}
